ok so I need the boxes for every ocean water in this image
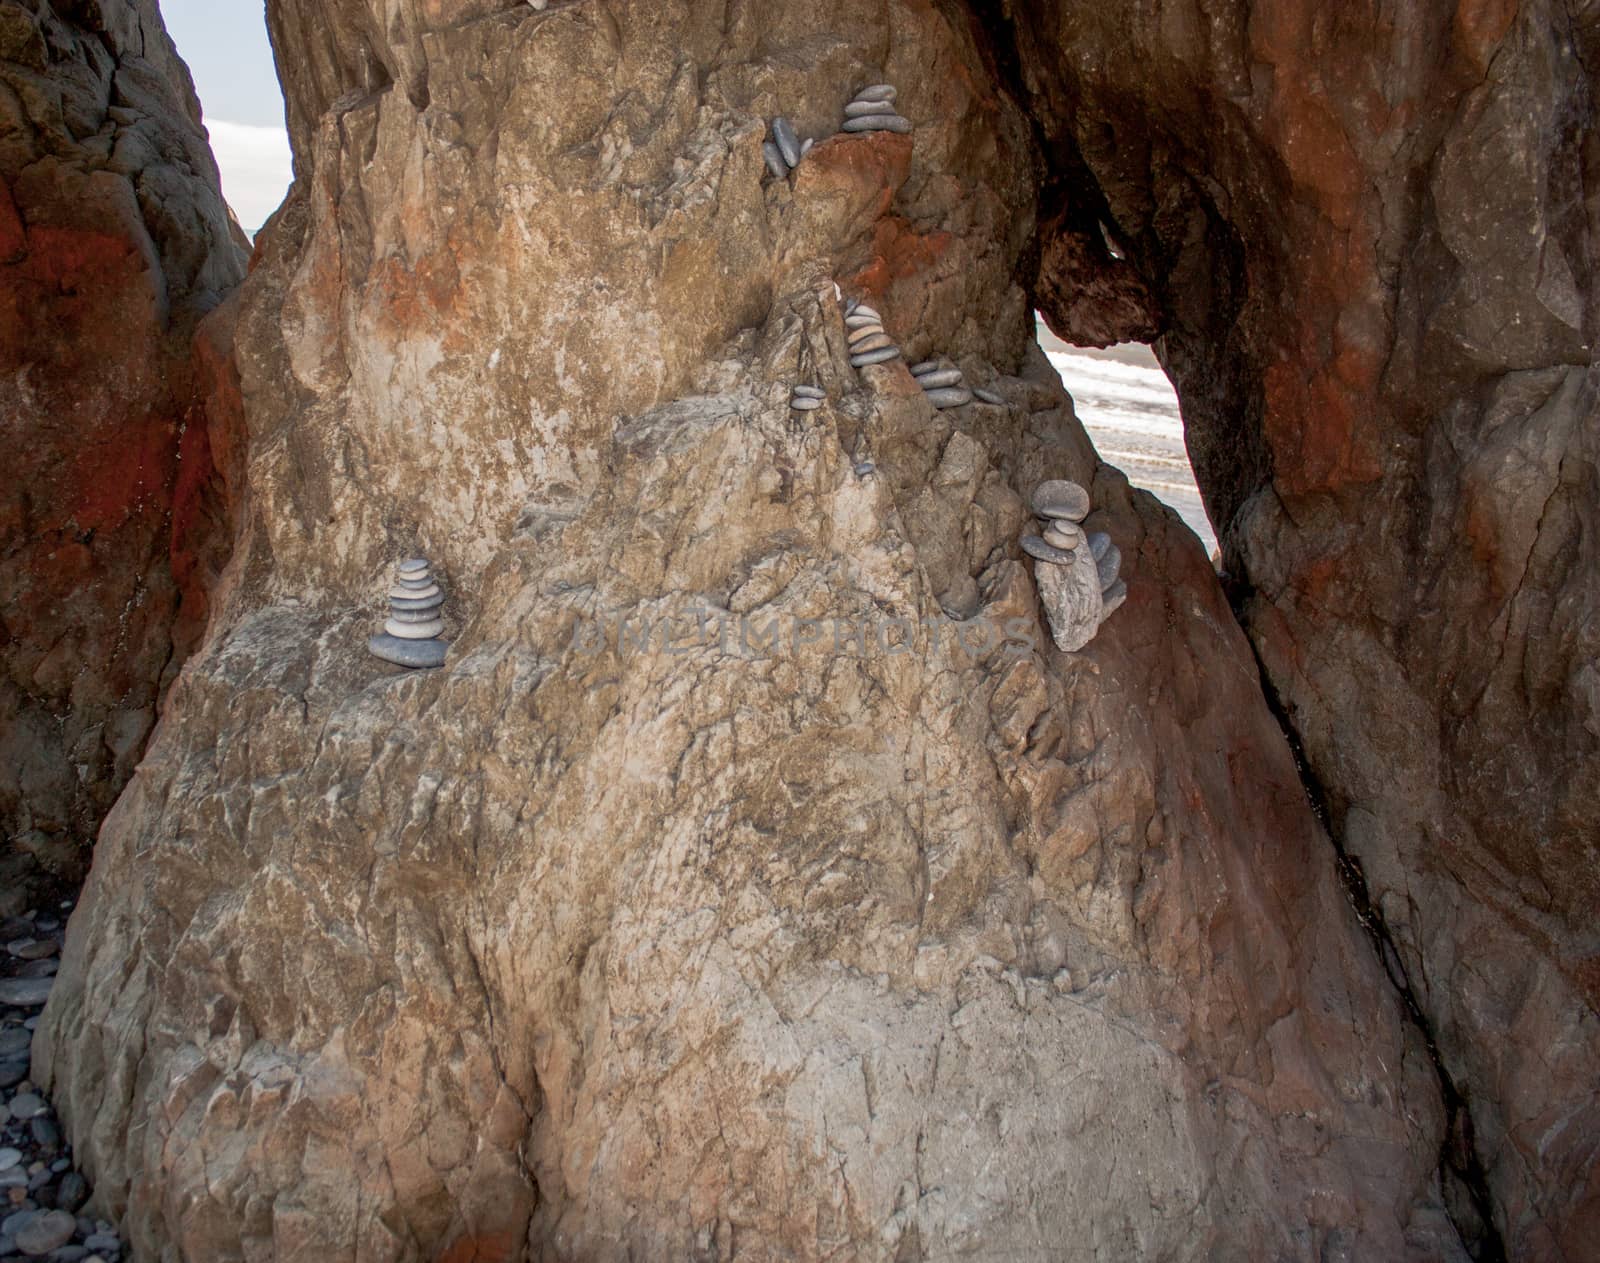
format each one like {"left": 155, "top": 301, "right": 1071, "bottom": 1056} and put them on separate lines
{"left": 1039, "top": 326, "right": 1217, "bottom": 556}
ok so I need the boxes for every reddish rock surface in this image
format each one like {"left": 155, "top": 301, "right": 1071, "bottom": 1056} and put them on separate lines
{"left": 997, "top": 0, "right": 1599, "bottom": 1254}
{"left": 0, "top": 0, "right": 247, "bottom": 902}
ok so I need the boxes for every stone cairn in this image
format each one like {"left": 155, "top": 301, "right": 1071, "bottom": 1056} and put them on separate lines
{"left": 791, "top": 384, "right": 826, "bottom": 411}
{"left": 838, "top": 83, "right": 911, "bottom": 135}
{"left": 763, "top": 117, "right": 813, "bottom": 179}
{"left": 1021, "top": 480, "right": 1127, "bottom": 652}
{"left": 844, "top": 298, "right": 902, "bottom": 369}
{"left": 909, "top": 359, "right": 973, "bottom": 410}
{"left": 368, "top": 557, "right": 450, "bottom": 669}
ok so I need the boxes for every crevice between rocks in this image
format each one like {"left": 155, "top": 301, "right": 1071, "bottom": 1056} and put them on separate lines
{"left": 1227, "top": 584, "right": 1508, "bottom": 1263}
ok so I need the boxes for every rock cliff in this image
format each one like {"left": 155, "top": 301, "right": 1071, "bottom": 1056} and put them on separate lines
{"left": 36, "top": 1, "right": 1471, "bottom": 1259}
{"left": 1, "top": 0, "right": 247, "bottom": 904}
{"left": 995, "top": 2, "right": 1599, "bottom": 1255}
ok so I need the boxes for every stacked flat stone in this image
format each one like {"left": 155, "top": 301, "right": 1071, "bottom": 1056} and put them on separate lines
{"left": 844, "top": 298, "right": 902, "bottom": 369}
{"left": 1021, "top": 480, "right": 1127, "bottom": 651}
{"left": 762, "top": 117, "right": 814, "bottom": 179}
{"left": 368, "top": 558, "right": 450, "bottom": 669}
{"left": 909, "top": 358, "right": 973, "bottom": 409}
{"left": 839, "top": 84, "right": 911, "bottom": 135}
{"left": 791, "top": 384, "right": 826, "bottom": 411}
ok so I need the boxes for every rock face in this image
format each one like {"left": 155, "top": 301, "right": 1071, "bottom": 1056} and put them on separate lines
{"left": 0, "top": 0, "right": 248, "bottom": 904}
{"left": 39, "top": 2, "right": 1466, "bottom": 1260}
{"left": 1000, "top": 1, "right": 1599, "bottom": 1255}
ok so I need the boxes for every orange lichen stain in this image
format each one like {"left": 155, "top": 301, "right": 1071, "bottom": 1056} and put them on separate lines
{"left": 372, "top": 247, "right": 463, "bottom": 343}
{"left": 437, "top": 1232, "right": 517, "bottom": 1263}
{"left": 846, "top": 215, "right": 957, "bottom": 301}
{"left": 804, "top": 132, "right": 913, "bottom": 205}
{"left": 1454, "top": 0, "right": 1520, "bottom": 74}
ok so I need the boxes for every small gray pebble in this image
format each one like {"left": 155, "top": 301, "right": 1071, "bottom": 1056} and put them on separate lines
{"left": 13, "top": 1208, "right": 75, "bottom": 1254}
{"left": 915, "top": 368, "right": 965, "bottom": 390}
{"left": 83, "top": 1236, "right": 119, "bottom": 1252}
{"left": 789, "top": 395, "right": 823, "bottom": 411}
{"left": 52, "top": 1175, "right": 85, "bottom": 1214}
{"left": 972, "top": 387, "right": 1005, "bottom": 406}
{"left": 0, "top": 982, "right": 51, "bottom": 1009}
{"left": 5, "top": 1096, "right": 44, "bottom": 1122}
{"left": 0, "top": 1152, "right": 19, "bottom": 1174}
{"left": 14, "top": 962, "right": 56, "bottom": 980}
{"left": 850, "top": 346, "right": 902, "bottom": 368}
{"left": 841, "top": 114, "right": 912, "bottom": 134}
{"left": 771, "top": 117, "right": 801, "bottom": 167}
{"left": 761, "top": 141, "right": 788, "bottom": 180}
{"left": 29, "top": 1119, "right": 59, "bottom": 1157}
{"left": 922, "top": 386, "right": 973, "bottom": 408}
{"left": 1089, "top": 531, "right": 1113, "bottom": 562}
{"left": 791, "top": 384, "right": 826, "bottom": 400}
{"left": 45, "top": 1165, "right": 63, "bottom": 1178}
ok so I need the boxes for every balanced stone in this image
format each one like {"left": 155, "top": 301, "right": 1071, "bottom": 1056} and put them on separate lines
{"left": 6, "top": 1094, "right": 44, "bottom": 1121}
{"left": 923, "top": 386, "right": 973, "bottom": 408}
{"left": 1032, "top": 479, "right": 1092, "bottom": 522}
{"left": 1044, "top": 522, "right": 1083, "bottom": 551}
{"left": 851, "top": 332, "right": 895, "bottom": 355}
{"left": 1102, "top": 578, "right": 1129, "bottom": 617}
{"left": 1021, "top": 535, "right": 1076, "bottom": 565}
{"left": 973, "top": 387, "right": 1005, "bottom": 406}
{"left": 368, "top": 635, "right": 448, "bottom": 669}
{"left": 842, "top": 115, "right": 912, "bottom": 134}
{"left": 855, "top": 84, "right": 897, "bottom": 102}
{"left": 389, "top": 582, "right": 440, "bottom": 600}
{"left": 851, "top": 303, "right": 882, "bottom": 322}
{"left": 846, "top": 324, "right": 886, "bottom": 345}
{"left": 909, "top": 360, "right": 940, "bottom": 375}
{"left": 390, "top": 607, "right": 441, "bottom": 624}
{"left": 801, "top": 137, "right": 814, "bottom": 156}
{"left": 792, "top": 384, "right": 826, "bottom": 400}
{"left": 845, "top": 314, "right": 882, "bottom": 330}
{"left": 914, "top": 367, "right": 964, "bottom": 389}
{"left": 1089, "top": 531, "right": 1113, "bottom": 561}
{"left": 398, "top": 558, "right": 429, "bottom": 575}
{"left": 762, "top": 142, "right": 788, "bottom": 179}
{"left": 385, "top": 616, "right": 445, "bottom": 640}
{"left": 772, "top": 117, "right": 801, "bottom": 167}
{"left": 790, "top": 395, "right": 823, "bottom": 411}
{"left": 850, "top": 345, "right": 902, "bottom": 367}
{"left": 390, "top": 593, "right": 445, "bottom": 612}
{"left": 845, "top": 98, "right": 893, "bottom": 117}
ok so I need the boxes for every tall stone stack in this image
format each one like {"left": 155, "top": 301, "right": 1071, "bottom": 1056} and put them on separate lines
{"left": 367, "top": 558, "right": 449, "bottom": 668}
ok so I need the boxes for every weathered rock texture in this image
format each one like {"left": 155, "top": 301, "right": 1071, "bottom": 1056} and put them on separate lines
{"left": 39, "top": 1, "right": 1471, "bottom": 1260}
{"left": 1003, "top": 1, "right": 1599, "bottom": 1255}
{"left": 0, "top": 0, "right": 248, "bottom": 905}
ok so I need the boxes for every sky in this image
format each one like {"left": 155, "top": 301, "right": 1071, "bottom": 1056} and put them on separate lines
{"left": 162, "top": 0, "right": 291, "bottom": 233}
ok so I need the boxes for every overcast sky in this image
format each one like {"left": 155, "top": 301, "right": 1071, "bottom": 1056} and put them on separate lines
{"left": 163, "top": 0, "right": 291, "bottom": 232}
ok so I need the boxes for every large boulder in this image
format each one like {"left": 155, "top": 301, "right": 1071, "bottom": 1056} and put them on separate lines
{"left": 0, "top": 0, "right": 248, "bottom": 904}
{"left": 1000, "top": 1, "right": 1599, "bottom": 1255}
{"left": 39, "top": 1, "right": 1458, "bottom": 1259}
